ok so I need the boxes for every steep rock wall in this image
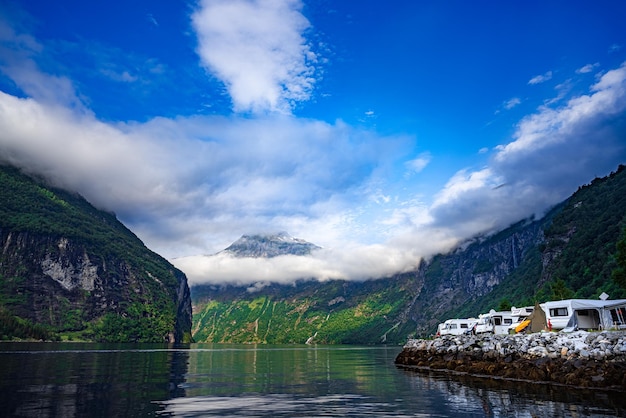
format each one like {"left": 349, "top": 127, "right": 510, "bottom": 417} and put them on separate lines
{"left": 0, "top": 229, "right": 192, "bottom": 342}
{"left": 409, "top": 221, "right": 546, "bottom": 336}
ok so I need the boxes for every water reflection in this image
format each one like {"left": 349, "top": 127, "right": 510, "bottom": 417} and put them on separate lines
{"left": 0, "top": 342, "right": 190, "bottom": 417}
{"left": 397, "top": 366, "right": 626, "bottom": 417}
{"left": 1, "top": 343, "right": 625, "bottom": 417}
{"left": 183, "top": 344, "right": 397, "bottom": 397}
{"left": 157, "top": 394, "right": 422, "bottom": 418}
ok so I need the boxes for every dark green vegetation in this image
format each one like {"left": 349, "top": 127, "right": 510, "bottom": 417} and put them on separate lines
{"left": 192, "top": 165, "right": 626, "bottom": 342}
{"left": 459, "top": 166, "right": 626, "bottom": 316}
{"left": 412, "top": 165, "right": 626, "bottom": 335}
{"left": 0, "top": 164, "right": 192, "bottom": 342}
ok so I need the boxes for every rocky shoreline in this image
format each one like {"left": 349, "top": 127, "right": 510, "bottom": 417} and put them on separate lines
{"left": 395, "top": 331, "right": 626, "bottom": 391}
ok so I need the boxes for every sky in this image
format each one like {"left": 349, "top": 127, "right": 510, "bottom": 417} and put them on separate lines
{"left": 0, "top": 0, "right": 625, "bottom": 286}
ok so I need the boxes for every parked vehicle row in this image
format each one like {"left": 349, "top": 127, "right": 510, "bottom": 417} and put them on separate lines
{"left": 435, "top": 298, "right": 626, "bottom": 337}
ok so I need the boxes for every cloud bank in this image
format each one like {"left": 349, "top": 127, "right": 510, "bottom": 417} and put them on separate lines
{"left": 0, "top": 6, "right": 625, "bottom": 286}
{"left": 177, "top": 62, "right": 626, "bottom": 285}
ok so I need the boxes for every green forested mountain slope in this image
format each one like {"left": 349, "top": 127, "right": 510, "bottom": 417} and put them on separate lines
{"left": 192, "top": 165, "right": 626, "bottom": 342}
{"left": 0, "top": 164, "right": 192, "bottom": 342}
{"left": 411, "top": 164, "right": 626, "bottom": 333}
{"left": 540, "top": 166, "right": 626, "bottom": 298}
{"left": 192, "top": 273, "right": 421, "bottom": 344}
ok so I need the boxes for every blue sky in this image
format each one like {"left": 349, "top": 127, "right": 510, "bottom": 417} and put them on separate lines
{"left": 1, "top": 0, "right": 625, "bottom": 285}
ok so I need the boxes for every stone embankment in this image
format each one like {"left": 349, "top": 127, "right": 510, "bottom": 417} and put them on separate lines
{"left": 395, "top": 331, "right": 626, "bottom": 390}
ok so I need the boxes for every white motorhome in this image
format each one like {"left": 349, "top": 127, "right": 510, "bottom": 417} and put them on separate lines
{"left": 508, "top": 306, "right": 534, "bottom": 333}
{"left": 474, "top": 310, "right": 514, "bottom": 335}
{"left": 437, "top": 318, "right": 477, "bottom": 336}
{"left": 540, "top": 299, "right": 626, "bottom": 331}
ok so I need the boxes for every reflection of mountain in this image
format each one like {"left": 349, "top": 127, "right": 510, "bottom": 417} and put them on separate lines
{"left": 219, "top": 232, "right": 321, "bottom": 258}
{"left": 182, "top": 345, "right": 404, "bottom": 397}
{"left": 165, "top": 345, "right": 626, "bottom": 416}
{"left": 0, "top": 343, "right": 190, "bottom": 417}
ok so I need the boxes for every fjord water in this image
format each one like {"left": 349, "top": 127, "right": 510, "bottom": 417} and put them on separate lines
{"left": 0, "top": 343, "right": 624, "bottom": 417}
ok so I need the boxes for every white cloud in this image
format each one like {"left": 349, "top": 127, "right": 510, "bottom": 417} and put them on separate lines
{"left": 424, "top": 61, "right": 626, "bottom": 241}
{"left": 432, "top": 168, "right": 498, "bottom": 209}
{"left": 576, "top": 63, "right": 599, "bottom": 74}
{"left": 1, "top": 11, "right": 626, "bottom": 287}
{"left": 0, "top": 17, "right": 83, "bottom": 110}
{"left": 2, "top": 60, "right": 625, "bottom": 284}
{"left": 0, "top": 89, "right": 412, "bottom": 260}
{"left": 504, "top": 97, "right": 521, "bottom": 109}
{"left": 147, "top": 13, "right": 159, "bottom": 27}
{"left": 191, "top": 0, "right": 318, "bottom": 114}
{"left": 497, "top": 63, "right": 626, "bottom": 161}
{"left": 404, "top": 152, "right": 431, "bottom": 174}
{"left": 173, "top": 245, "right": 421, "bottom": 285}
{"left": 528, "top": 70, "right": 553, "bottom": 85}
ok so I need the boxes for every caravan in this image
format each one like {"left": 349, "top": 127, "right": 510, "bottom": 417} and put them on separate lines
{"left": 474, "top": 310, "right": 514, "bottom": 335}
{"left": 436, "top": 318, "right": 478, "bottom": 336}
{"left": 540, "top": 299, "right": 626, "bottom": 332}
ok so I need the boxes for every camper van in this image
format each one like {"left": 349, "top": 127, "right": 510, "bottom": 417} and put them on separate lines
{"left": 437, "top": 318, "right": 477, "bottom": 336}
{"left": 508, "top": 306, "right": 534, "bottom": 333}
{"left": 474, "top": 310, "right": 514, "bottom": 335}
{"left": 540, "top": 299, "right": 626, "bottom": 331}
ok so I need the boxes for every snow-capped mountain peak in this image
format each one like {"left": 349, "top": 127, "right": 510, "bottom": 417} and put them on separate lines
{"left": 220, "top": 232, "right": 321, "bottom": 258}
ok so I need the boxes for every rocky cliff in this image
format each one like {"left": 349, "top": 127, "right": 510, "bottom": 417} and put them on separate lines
{"left": 0, "top": 165, "right": 193, "bottom": 342}
{"left": 408, "top": 217, "right": 550, "bottom": 335}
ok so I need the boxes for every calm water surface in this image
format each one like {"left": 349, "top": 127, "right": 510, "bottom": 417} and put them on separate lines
{"left": 0, "top": 343, "right": 624, "bottom": 417}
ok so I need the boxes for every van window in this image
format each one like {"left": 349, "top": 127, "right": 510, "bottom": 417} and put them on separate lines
{"left": 550, "top": 307, "right": 569, "bottom": 317}
{"left": 460, "top": 323, "right": 468, "bottom": 329}
{"left": 493, "top": 317, "right": 502, "bottom": 326}
{"left": 503, "top": 318, "right": 512, "bottom": 325}
{"left": 449, "top": 324, "right": 457, "bottom": 329}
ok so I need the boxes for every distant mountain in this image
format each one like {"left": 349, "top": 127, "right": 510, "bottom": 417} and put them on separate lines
{"left": 191, "top": 165, "right": 626, "bottom": 343}
{"left": 0, "top": 164, "right": 193, "bottom": 342}
{"left": 220, "top": 232, "right": 321, "bottom": 258}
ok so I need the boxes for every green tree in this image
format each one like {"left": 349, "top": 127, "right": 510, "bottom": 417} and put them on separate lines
{"left": 612, "top": 226, "right": 626, "bottom": 289}
{"left": 497, "top": 298, "right": 512, "bottom": 311}
{"left": 550, "top": 278, "right": 575, "bottom": 300}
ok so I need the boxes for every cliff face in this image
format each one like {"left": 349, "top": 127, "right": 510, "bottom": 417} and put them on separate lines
{"left": 0, "top": 165, "right": 192, "bottom": 342}
{"left": 408, "top": 219, "right": 548, "bottom": 336}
